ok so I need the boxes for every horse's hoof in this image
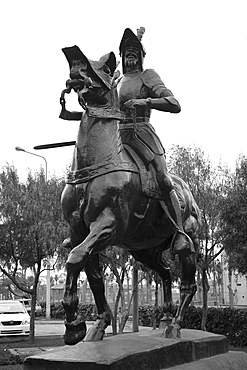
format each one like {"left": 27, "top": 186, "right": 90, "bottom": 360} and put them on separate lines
{"left": 159, "top": 312, "right": 173, "bottom": 329}
{"left": 161, "top": 323, "right": 181, "bottom": 339}
{"left": 83, "top": 319, "right": 106, "bottom": 342}
{"left": 64, "top": 319, "right": 87, "bottom": 345}
{"left": 62, "top": 237, "right": 71, "bottom": 248}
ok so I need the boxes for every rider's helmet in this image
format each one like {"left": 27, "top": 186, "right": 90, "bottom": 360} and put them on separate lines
{"left": 119, "top": 27, "right": 146, "bottom": 73}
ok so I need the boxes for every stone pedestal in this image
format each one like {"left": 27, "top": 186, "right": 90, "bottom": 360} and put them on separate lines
{"left": 23, "top": 329, "right": 247, "bottom": 370}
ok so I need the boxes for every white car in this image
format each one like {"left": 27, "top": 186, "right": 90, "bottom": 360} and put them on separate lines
{"left": 0, "top": 300, "right": 30, "bottom": 336}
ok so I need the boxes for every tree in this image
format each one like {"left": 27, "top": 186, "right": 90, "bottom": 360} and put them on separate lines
{"left": 0, "top": 273, "right": 12, "bottom": 299}
{"left": 221, "top": 156, "right": 247, "bottom": 274}
{"left": 100, "top": 247, "right": 132, "bottom": 334}
{"left": 167, "top": 145, "right": 231, "bottom": 330}
{"left": 0, "top": 164, "right": 68, "bottom": 341}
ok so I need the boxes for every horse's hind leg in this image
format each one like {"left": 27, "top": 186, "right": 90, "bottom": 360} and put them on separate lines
{"left": 130, "top": 245, "right": 173, "bottom": 324}
{"left": 174, "top": 224, "right": 199, "bottom": 327}
{"left": 83, "top": 254, "right": 112, "bottom": 341}
{"left": 174, "top": 252, "right": 197, "bottom": 326}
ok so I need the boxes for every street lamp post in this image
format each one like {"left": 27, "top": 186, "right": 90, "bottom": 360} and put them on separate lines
{"left": 15, "top": 147, "right": 47, "bottom": 180}
{"left": 15, "top": 146, "right": 51, "bottom": 320}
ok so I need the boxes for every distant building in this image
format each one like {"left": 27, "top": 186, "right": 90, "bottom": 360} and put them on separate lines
{"left": 222, "top": 266, "right": 247, "bottom": 307}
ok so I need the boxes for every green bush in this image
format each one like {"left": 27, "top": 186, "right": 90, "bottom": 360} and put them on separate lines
{"left": 182, "top": 306, "right": 202, "bottom": 330}
{"left": 0, "top": 348, "right": 22, "bottom": 366}
{"left": 138, "top": 305, "right": 177, "bottom": 327}
{"left": 138, "top": 305, "right": 247, "bottom": 348}
{"left": 206, "top": 307, "right": 247, "bottom": 347}
{"left": 39, "top": 302, "right": 247, "bottom": 347}
{"left": 78, "top": 303, "right": 98, "bottom": 320}
{"left": 39, "top": 302, "right": 97, "bottom": 320}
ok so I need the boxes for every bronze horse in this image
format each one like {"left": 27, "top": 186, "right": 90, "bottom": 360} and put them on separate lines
{"left": 59, "top": 46, "right": 201, "bottom": 345}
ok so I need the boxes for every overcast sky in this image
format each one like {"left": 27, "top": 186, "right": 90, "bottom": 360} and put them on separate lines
{"left": 0, "top": 0, "right": 246, "bottom": 180}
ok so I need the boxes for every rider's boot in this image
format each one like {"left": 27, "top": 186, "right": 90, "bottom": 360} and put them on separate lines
{"left": 156, "top": 170, "right": 193, "bottom": 254}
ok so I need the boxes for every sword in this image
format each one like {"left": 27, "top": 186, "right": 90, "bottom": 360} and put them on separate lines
{"left": 34, "top": 141, "right": 76, "bottom": 150}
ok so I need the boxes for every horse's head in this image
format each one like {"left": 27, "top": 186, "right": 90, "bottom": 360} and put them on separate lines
{"left": 61, "top": 46, "right": 120, "bottom": 109}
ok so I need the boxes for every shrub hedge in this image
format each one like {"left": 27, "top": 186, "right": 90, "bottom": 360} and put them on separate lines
{"left": 139, "top": 304, "right": 247, "bottom": 348}
{"left": 40, "top": 302, "right": 97, "bottom": 320}
{"left": 40, "top": 302, "right": 247, "bottom": 347}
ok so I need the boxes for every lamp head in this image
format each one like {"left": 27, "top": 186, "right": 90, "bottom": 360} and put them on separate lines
{"left": 15, "top": 146, "right": 26, "bottom": 152}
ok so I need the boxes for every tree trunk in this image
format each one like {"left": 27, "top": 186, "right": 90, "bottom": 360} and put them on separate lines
{"left": 153, "top": 280, "right": 159, "bottom": 329}
{"left": 132, "top": 262, "right": 139, "bottom": 332}
{"left": 29, "top": 291, "right": 37, "bottom": 343}
{"left": 111, "top": 313, "right": 118, "bottom": 335}
{"left": 127, "top": 277, "right": 130, "bottom": 306}
{"left": 112, "top": 287, "right": 121, "bottom": 335}
{"left": 118, "top": 284, "right": 127, "bottom": 334}
{"left": 112, "top": 267, "right": 128, "bottom": 335}
{"left": 201, "top": 267, "right": 209, "bottom": 331}
{"left": 228, "top": 270, "right": 234, "bottom": 308}
{"left": 196, "top": 270, "right": 202, "bottom": 304}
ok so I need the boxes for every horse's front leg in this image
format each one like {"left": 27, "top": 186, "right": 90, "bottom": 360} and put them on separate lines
{"left": 83, "top": 254, "right": 112, "bottom": 341}
{"left": 64, "top": 207, "right": 117, "bottom": 344}
{"left": 63, "top": 261, "right": 87, "bottom": 345}
{"left": 67, "top": 207, "right": 117, "bottom": 265}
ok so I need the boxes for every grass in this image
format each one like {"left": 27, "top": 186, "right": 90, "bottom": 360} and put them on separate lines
{"left": 0, "top": 336, "right": 64, "bottom": 369}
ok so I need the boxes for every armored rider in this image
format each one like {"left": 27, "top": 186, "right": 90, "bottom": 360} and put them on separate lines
{"left": 117, "top": 27, "right": 192, "bottom": 254}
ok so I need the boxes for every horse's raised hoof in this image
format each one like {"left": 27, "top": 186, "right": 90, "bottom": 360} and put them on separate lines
{"left": 62, "top": 237, "right": 71, "bottom": 249}
{"left": 83, "top": 319, "right": 106, "bottom": 342}
{"left": 161, "top": 323, "right": 181, "bottom": 339}
{"left": 64, "top": 318, "right": 87, "bottom": 345}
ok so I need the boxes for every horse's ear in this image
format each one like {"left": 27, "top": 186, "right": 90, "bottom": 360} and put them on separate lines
{"left": 112, "top": 70, "right": 121, "bottom": 87}
{"left": 105, "top": 52, "right": 117, "bottom": 76}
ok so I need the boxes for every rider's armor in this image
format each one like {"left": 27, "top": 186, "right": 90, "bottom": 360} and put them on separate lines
{"left": 118, "top": 68, "right": 180, "bottom": 166}
{"left": 118, "top": 27, "right": 193, "bottom": 256}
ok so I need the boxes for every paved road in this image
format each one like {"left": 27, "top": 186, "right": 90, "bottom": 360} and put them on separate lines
{"left": 35, "top": 319, "right": 65, "bottom": 336}
{"left": 0, "top": 319, "right": 143, "bottom": 343}
{"left": 35, "top": 319, "right": 140, "bottom": 336}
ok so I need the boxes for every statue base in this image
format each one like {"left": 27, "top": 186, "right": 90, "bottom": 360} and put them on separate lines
{"left": 23, "top": 329, "right": 247, "bottom": 370}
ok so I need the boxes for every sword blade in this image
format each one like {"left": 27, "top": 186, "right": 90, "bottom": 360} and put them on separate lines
{"left": 34, "top": 141, "right": 76, "bottom": 150}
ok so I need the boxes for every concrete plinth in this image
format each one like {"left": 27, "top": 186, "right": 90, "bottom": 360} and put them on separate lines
{"left": 24, "top": 329, "right": 231, "bottom": 370}
{"left": 169, "top": 351, "right": 247, "bottom": 370}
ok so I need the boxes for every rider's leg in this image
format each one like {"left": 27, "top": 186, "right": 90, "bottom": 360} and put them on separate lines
{"left": 152, "top": 154, "right": 191, "bottom": 251}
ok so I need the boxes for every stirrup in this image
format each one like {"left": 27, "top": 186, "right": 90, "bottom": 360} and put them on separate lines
{"left": 171, "top": 230, "right": 195, "bottom": 255}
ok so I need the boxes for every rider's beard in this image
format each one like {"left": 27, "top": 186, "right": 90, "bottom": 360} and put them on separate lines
{"left": 124, "top": 55, "right": 141, "bottom": 72}
{"left": 126, "top": 57, "right": 138, "bottom": 66}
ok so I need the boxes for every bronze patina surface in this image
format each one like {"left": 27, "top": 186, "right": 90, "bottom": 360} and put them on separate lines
{"left": 58, "top": 39, "right": 201, "bottom": 346}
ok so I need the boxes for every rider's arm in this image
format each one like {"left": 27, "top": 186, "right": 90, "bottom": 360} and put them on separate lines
{"left": 141, "top": 69, "right": 181, "bottom": 114}
{"left": 146, "top": 95, "right": 181, "bottom": 114}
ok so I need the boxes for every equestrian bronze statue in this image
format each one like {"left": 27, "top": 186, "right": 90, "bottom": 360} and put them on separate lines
{"left": 58, "top": 34, "right": 201, "bottom": 345}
